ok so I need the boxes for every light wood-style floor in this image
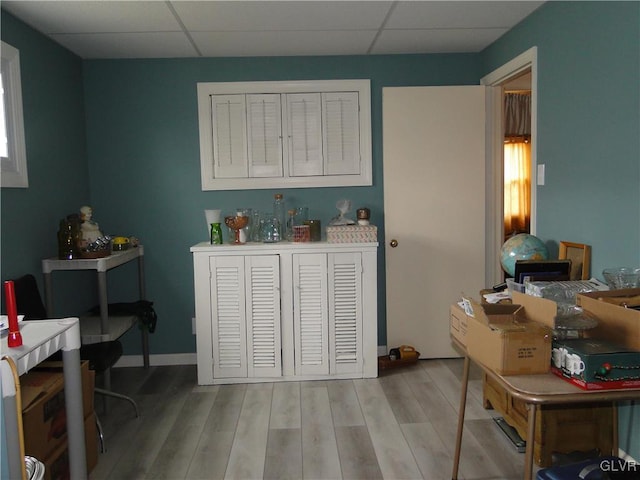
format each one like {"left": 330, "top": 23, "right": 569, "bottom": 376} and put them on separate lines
{"left": 90, "top": 359, "right": 539, "bottom": 480}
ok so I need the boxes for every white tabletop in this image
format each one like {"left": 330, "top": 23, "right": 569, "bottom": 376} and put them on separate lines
{"left": 42, "top": 246, "right": 144, "bottom": 273}
{"left": 0, "top": 318, "right": 81, "bottom": 377}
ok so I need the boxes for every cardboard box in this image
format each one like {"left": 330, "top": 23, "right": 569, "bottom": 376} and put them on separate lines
{"left": 21, "top": 361, "right": 94, "bottom": 462}
{"left": 466, "top": 302, "right": 552, "bottom": 375}
{"left": 21, "top": 370, "right": 67, "bottom": 461}
{"left": 551, "top": 338, "right": 640, "bottom": 390}
{"left": 514, "top": 289, "right": 640, "bottom": 351}
{"left": 326, "top": 225, "right": 377, "bottom": 243}
{"left": 450, "top": 303, "right": 469, "bottom": 346}
{"left": 511, "top": 291, "right": 557, "bottom": 328}
{"left": 35, "top": 360, "right": 95, "bottom": 417}
{"left": 577, "top": 288, "right": 640, "bottom": 350}
{"left": 42, "top": 413, "right": 99, "bottom": 480}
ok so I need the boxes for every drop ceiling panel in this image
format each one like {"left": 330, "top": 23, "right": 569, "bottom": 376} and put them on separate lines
{"left": 2, "top": 1, "right": 180, "bottom": 34}
{"left": 0, "top": 0, "right": 546, "bottom": 59}
{"left": 386, "top": 1, "right": 544, "bottom": 29}
{"left": 51, "top": 32, "right": 198, "bottom": 59}
{"left": 193, "top": 30, "right": 378, "bottom": 57}
{"left": 372, "top": 28, "right": 509, "bottom": 55}
{"left": 173, "top": 1, "right": 393, "bottom": 31}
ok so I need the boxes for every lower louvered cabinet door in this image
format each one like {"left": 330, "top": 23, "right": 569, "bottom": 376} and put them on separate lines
{"left": 210, "top": 256, "right": 248, "bottom": 379}
{"left": 245, "top": 255, "right": 282, "bottom": 377}
{"left": 328, "top": 252, "right": 363, "bottom": 375}
{"left": 293, "top": 253, "right": 330, "bottom": 375}
{"left": 293, "top": 252, "right": 364, "bottom": 376}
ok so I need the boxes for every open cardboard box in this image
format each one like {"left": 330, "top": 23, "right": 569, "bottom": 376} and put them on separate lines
{"left": 577, "top": 288, "right": 640, "bottom": 350}
{"left": 513, "top": 289, "right": 640, "bottom": 351}
{"left": 449, "top": 303, "right": 469, "bottom": 346}
{"left": 511, "top": 291, "right": 557, "bottom": 328}
{"left": 21, "top": 370, "right": 67, "bottom": 461}
{"left": 466, "top": 301, "right": 552, "bottom": 375}
{"left": 513, "top": 289, "right": 640, "bottom": 389}
{"left": 21, "top": 361, "right": 94, "bottom": 462}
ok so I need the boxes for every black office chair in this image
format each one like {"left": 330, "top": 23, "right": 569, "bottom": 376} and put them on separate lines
{"left": 11, "top": 274, "right": 139, "bottom": 451}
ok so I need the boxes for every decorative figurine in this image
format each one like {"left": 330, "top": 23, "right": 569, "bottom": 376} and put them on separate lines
{"left": 79, "top": 205, "right": 103, "bottom": 244}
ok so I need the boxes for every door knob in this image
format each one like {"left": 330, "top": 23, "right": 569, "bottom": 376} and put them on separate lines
{"left": 389, "top": 239, "right": 398, "bottom": 248}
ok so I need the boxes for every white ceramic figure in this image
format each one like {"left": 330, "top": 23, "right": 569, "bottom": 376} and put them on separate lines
{"left": 79, "top": 205, "right": 103, "bottom": 243}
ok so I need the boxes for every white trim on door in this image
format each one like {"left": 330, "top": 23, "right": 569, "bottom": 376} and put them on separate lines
{"left": 481, "top": 46, "right": 538, "bottom": 285}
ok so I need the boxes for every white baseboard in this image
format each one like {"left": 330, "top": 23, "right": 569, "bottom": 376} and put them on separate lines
{"left": 117, "top": 350, "right": 389, "bottom": 367}
{"left": 618, "top": 448, "right": 638, "bottom": 464}
{"left": 114, "top": 353, "right": 197, "bottom": 368}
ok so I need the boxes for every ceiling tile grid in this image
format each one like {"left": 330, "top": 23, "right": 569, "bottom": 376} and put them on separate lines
{"left": 1, "top": 0, "right": 545, "bottom": 59}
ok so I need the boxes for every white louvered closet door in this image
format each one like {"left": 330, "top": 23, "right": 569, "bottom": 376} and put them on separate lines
{"left": 246, "top": 94, "right": 283, "bottom": 178}
{"left": 293, "top": 253, "right": 329, "bottom": 375}
{"left": 285, "top": 93, "right": 323, "bottom": 177}
{"left": 322, "top": 92, "right": 360, "bottom": 176}
{"left": 328, "top": 253, "right": 363, "bottom": 375}
{"left": 211, "top": 95, "right": 248, "bottom": 179}
{"left": 245, "top": 255, "right": 282, "bottom": 377}
{"left": 210, "top": 256, "right": 248, "bottom": 378}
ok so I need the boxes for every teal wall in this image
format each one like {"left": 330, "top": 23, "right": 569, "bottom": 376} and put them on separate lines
{"left": 482, "top": 1, "right": 640, "bottom": 272}
{"left": 81, "top": 54, "right": 480, "bottom": 356}
{"left": 1, "top": 11, "right": 97, "bottom": 314}
{"left": 481, "top": 0, "right": 640, "bottom": 460}
{"left": 2, "top": 0, "right": 639, "bottom": 460}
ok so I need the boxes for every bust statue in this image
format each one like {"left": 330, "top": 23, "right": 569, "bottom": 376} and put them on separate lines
{"left": 79, "top": 205, "right": 102, "bottom": 243}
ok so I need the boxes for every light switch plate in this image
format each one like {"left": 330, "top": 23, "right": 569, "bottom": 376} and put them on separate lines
{"left": 537, "top": 164, "right": 545, "bottom": 185}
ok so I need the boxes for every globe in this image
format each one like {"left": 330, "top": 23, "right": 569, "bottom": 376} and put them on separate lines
{"left": 500, "top": 233, "right": 549, "bottom": 277}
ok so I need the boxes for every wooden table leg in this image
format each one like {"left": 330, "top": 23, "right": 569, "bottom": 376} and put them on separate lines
{"left": 452, "top": 355, "right": 471, "bottom": 480}
{"left": 524, "top": 403, "right": 537, "bottom": 480}
{"left": 612, "top": 402, "right": 618, "bottom": 455}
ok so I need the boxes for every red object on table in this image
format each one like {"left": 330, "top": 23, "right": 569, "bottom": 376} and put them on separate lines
{"left": 4, "top": 280, "right": 23, "bottom": 347}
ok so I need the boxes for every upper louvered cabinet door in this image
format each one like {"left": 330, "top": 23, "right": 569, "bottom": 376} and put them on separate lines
{"left": 285, "top": 93, "right": 323, "bottom": 177}
{"left": 245, "top": 255, "right": 282, "bottom": 377}
{"left": 211, "top": 95, "right": 249, "bottom": 179}
{"left": 293, "top": 253, "right": 329, "bottom": 375}
{"left": 246, "top": 94, "right": 283, "bottom": 178}
{"left": 322, "top": 92, "right": 361, "bottom": 176}
{"left": 198, "top": 80, "right": 372, "bottom": 189}
{"left": 328, "top": 253, "right": 363, "bottom": 375}
{"left": 210, "top": 256, "right": 248, "bottom": 378}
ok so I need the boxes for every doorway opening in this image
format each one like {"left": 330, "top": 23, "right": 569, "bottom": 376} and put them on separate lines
{"left": 481, "top": 46, "right": 538, "bottom": 284}
{"left": 503, "top": 72, "right": 532, "bottom": 241}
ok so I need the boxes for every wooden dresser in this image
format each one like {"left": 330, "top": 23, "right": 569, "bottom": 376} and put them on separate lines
{"left": 483, "top": 373, "right": 614, "bottom": 467}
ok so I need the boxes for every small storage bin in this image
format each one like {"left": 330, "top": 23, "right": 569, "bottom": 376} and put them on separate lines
{"left": 536, "top": 456, "right": 635, "bottom": 480}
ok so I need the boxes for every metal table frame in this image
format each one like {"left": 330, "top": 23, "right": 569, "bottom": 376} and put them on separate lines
{"left": 42, "top": 246, "right": 149, "bottom": 373}
{"left": 1, "top": 318, "right": 87, "bottom": 479}
{"left": 452, "top": 338, "right": 640, "bottom": 480}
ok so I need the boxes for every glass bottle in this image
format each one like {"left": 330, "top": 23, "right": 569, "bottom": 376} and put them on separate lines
{"left": 210, "top": 222, "right": 223, "bottom": 244}
{"left": 57, "top": 220, "right": 77, "bottom": 259}
{"left": 273, "top": 193, "right": 285, "bottom": 239}
{"left": 285, "top": 209, "right": 297, "bottom": 241}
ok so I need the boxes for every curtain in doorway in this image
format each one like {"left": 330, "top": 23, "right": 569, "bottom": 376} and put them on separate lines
{"left": 504, "top": 93, "right": 531, "bottom": 237}
{"left": 504, "top": 93, "right": 531, "bottom": 137}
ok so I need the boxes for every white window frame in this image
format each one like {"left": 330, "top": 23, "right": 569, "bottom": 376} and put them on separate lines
{"left": 197, "top": 79, "right": 372, "bottom": 191}
{"left": 1, "top": 41, "right": 28, "bottom": 188}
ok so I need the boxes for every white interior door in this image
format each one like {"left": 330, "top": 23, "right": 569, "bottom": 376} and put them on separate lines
{"left": 383, "top": 86, "right": 487, "bottom": 358}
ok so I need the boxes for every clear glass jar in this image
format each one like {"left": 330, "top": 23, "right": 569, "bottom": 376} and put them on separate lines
{"left": 262, "top": 216, "right": 281, "bottom": 243}
{"left": 273, "top": 193, "right": 285, "bottom": 239}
